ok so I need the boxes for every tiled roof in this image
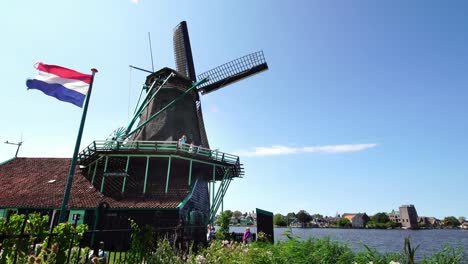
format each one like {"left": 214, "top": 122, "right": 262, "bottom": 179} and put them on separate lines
{"left": 342, "top": 213, "right": 356, "bottom": 221}
{"left": 0, "top": 158, "right": 184, "bottom": 209}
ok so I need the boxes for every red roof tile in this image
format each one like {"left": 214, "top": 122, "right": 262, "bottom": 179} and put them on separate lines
{"left": 0, "top": 158, "right": 183, "bottom": 209}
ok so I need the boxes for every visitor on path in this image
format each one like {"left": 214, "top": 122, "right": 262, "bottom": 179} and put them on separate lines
{"left": 243, "top": 227, "right": 252, "bottom": 244}
{"left": 207, "top": 224, "right": 213, "bottom": 243}
{"left": 89, "top": 241, "right": 107, "bottom": 263}
{"left": 210, "top": 226, "right": 216, "bottom": 240}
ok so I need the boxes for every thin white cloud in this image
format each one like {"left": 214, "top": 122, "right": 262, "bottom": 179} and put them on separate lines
{"left": 234, "top": 143, "right": 377, "bottom": 157}
{"left": 131, "top": 0, "right": 139, "bottom": 4}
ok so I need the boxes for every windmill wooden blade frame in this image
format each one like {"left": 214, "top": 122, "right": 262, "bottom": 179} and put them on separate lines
{"left": 197, "top": 51, "right": 268, "bottom": 95}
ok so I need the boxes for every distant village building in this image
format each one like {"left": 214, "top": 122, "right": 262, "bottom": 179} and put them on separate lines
{"left": 461, "top": 222, "right": 468, "bottom": 230}
{"left": 388, "top": 205, "right": 419, "bottom": 229}
{"left": 418, "top": 216, "right": 440, "bottom": 227}
{"left": 388, "top": 210, "right": 401, "bottom": 224}
{"left": 342, "top": 213, "right": 370, "bottom": 228}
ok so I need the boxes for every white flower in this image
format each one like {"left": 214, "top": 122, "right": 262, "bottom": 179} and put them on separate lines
{"left": 389, "top": 261, "right": 400, "bottom": 264}
{"left": 196, "top": 255, "right": 206, "bottom": 264}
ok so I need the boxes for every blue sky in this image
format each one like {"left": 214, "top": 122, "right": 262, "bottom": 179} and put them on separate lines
{"left": 1, "top": 0, "right": 467, "bottom": 219}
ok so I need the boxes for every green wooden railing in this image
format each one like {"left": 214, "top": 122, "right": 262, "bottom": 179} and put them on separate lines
{"left": 78, "top": 140, "right": 240, "bottom": 166}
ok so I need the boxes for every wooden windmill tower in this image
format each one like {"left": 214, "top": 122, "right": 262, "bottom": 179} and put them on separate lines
{"left": 130, "top": 21, "right": 268, "bottom": 145}
{"left": 77, "top": 21, "right": 267, "bottom": 242}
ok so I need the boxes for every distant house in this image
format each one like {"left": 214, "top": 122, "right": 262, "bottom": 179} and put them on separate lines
{"left": 388, "top": 205, "right": 419, "bottom": 229}
{"left": 323, "top": 216, "right": 340, "bottom": 227}
{"left": 461, "top": 222, "right": 468, "bottom": 230}
{"left": 342, "top": 213, "right": 370, "bottom": 228}
{"left": 399, "top": 205, "right": 419, "bottom": 229}
{"left": 418, "top": 216, "right": 440, "bottom": 227}
{"left": 388, "top": 210, "right": 401, "bottom": 224}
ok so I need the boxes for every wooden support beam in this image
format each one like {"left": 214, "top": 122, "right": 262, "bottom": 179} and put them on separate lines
{"left": 143, "top": 156, "right": 149, "bottom": 194}
{"left": 188, "top": 160, "right": 193, "bottom": 186}
{"left": 91, "top": 160, "right": 98, "bottom": 185}
{"left": 121, "top": 156, "right": 130, "bottom": 193}
{"left": 165, "top": 157, "right": 172, "bottom": 193}
{"left": 100, "top": 156, "right": 109, "bottom": 193}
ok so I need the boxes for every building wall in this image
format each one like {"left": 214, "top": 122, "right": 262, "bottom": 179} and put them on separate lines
{"left": 399, "top": 205, "right": 419, "bottom": 229}
{"left": 179, "top": 176, "right": 210, "bottom": 242}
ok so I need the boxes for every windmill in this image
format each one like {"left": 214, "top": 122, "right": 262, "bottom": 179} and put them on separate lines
{"left": 124, "top": 21, "right": 268, "bottom": 144}
{"left": 76, "top": 21, "right": 268, "bottom": 243}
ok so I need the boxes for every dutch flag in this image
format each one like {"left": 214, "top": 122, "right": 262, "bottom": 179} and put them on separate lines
{"left": 26, "top": 63, "right": 92, "bottom": 108}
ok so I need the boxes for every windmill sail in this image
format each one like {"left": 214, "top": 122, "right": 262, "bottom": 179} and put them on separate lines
{"left": 197, "top": 51, "right": 268, "bottom": 95}
{"left": 173, "top": 21, "right": 197, "bottom": 81}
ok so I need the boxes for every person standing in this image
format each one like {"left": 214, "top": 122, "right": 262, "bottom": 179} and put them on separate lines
{"left": 178, "top": 135, "right": 187, "bottom": 148}
{"left": 243, "top": 227, "right": 252, "bottom": 244}
{"left": 207, "top": 224, "right": 212, "bottom": 243}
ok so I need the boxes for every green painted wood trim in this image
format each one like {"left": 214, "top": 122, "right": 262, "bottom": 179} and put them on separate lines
{"left": 211, "top": 177, "right": 233, "bottom": 222}
{"left": 0, "top": 157, "right": 16, "bottom": 166}
{"left": 143, "top": 156, "right": 150, "bottom": 194}
{"left": 95, "top": 153, "right": 229, "bottom": 170}
{"left": 121, "top": 156, "right": 130, "bottom": 193}
{"left": 68, "top": 209, "right": 85, "bottom": 225}
{"left": 91, "top": 208, "right": 98, "bottom": 245}
{"left": 211, "top": 169, "right": 231, "bottom": 211}
{"left": 87, "top": 155, "right": 104, "bottom": 168}
{"left": 106, "top": 207, "right": 179, "bottom": 211}
{"left": 165, "top": 157, "right": 172, "bottom": 193}
{"left": 100, "top": 156, "right": 109, "bottom": 192}
{"left": 256, "top": 208, "right": 274, "bottom": 216}
{"left": 103, "top": 154, "right": 169, "bottom": 158}
{"left": 91, "top": 160, "right": 98, "bottom": 185}
{"left": 212, "top": 165, "right": 215, "bottom": 207}
{"left": 126, "top": 79, "right": 159, "bottom": 134}
{"left": 188, "top": 160, "right": 193, "bottom": 186}
{"left": 177, "top": 178, "right": 198, "bottom": 208}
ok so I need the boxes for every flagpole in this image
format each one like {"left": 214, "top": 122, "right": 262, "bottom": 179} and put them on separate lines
{"left": 58, "top": 68, "right": 98, "bottom": 223}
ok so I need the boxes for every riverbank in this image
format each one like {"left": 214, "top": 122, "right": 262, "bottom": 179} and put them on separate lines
{"left": 230, "top": 226, "right": 468, "bottom": 261}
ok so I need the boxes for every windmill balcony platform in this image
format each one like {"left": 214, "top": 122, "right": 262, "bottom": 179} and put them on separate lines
{"left": 77, "top": 140, "right": 244, "bottom": 180}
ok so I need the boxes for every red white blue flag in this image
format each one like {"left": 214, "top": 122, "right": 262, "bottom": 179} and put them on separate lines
{"left": 26, "top": 63, "right": 92, "bottom": 107}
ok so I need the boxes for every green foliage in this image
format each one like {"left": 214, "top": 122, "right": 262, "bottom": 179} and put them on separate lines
{"left": 366, "top": 220, "right": 398, "bottom": 229}
{"left": 295, "top": 210, "right": 312, "bottom": 227}
{"left": 337, "top": 217, "right": 351, "bottom": 228}
{"left": 311, "top": 213, "right": 323, "bottom": 219}
{"left": 0, "top": 213, "right": 50, "bottom": 264}
{"left": 222, "top": 210, "right": 233, "bottom": 219}
{"left": 403, "top": 236, "right": 420, "bottom": 264}
{"left": 442, "top": 216, "right": 460, "bottom": 227}
{"left": 215, "top": 211, "right": 230, "bottom": 240}
{"left": 147, "top": 239, "right": 184, "bottom": 264}
{"left": 232, "top": 210, "right": 242, "bottom": 219}
{"left": 126, "top": 218, "right": 155, "bottom": 263}
{"left": 44, "top": 222, "right": 88, "bottom": 264}
{"left": 371, "top": 212, "right": 390, "bottom": 223}
{"left": 286, "top": 212, "right": 296, "bottom": 218}
{"left": 273, "top": 214, "right": 287, "bottom": 227}
{"left": 355, "top": 244, "right": 403, "bottom": 264}
{"left": 420, "top": 244, "right": 465, "bottom": 264}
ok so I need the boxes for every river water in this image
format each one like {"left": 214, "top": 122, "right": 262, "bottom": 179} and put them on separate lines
{"left": 230, "top": 227, "right": 468, "bottom": 261}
